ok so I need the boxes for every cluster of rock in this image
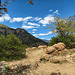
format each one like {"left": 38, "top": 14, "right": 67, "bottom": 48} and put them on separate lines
{"left": 46, "top": 42, "right": 68, "bottom": 56}
{"left": 35, "top": 42, "right": 75, "bottom": 63}
{"left": 26, "top": 45, "right": 47, "bottom": 51}
{"left": 0, "top": 61, "right": 38, "bottom": 75}
{"left": 27, "top": 42, "right": 68, "bottom": 56}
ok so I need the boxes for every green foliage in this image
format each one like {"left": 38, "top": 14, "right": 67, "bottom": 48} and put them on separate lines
{"left": 48, "top": 37, "right": 59, "bottom": 46}
{"left": 48, "top": 36, "right": 72, "bottom": 47}
{"left": 48, "top": 15, "right": 75, "bottom": 48}
{"left": 0, "top": 33, "right": 28, "bottom": 61}
{"left": 50, "top": 16, "right": 75, "bottom": 37}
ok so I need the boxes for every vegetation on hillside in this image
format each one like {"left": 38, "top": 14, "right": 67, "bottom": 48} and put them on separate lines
{"left": 0, "top": 24, "right": 9, "bottom": 28}
{"left": 0, "top": 33, "right": 28, "bottom": 61}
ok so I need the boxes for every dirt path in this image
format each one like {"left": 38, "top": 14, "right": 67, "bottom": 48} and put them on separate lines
{"left": 32, "top": 62, "right": 75, "bottom": 75}
{"left": 6, "top": 48, "right": 75, "bottom": 75}
{"left": 7, "top": 48, "right": 44, "bottom": 66}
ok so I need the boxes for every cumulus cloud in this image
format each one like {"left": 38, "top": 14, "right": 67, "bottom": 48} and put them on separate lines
{"left": 22, "top": 22, "right": 38, "bottom": 29}
{"left": 3, "top": 14, "right": 11, "bottom": 21}
{"left": 39, "top": 15, "right": 54, "bottom": 25}
{"left": 23, "top": 17, "right": 32, "bottom": 21}
{"left": 32, "top": 32, "right": 35, "bottom": 33}
{"left": 11, "top": 27, "right": 17, "bottom": 29}
{"left": 54, "top": 10, "right": 59, "bottom": 14}
{"left": 33, "top": 34, "right": 39, "bottom": 37}
{"left": 33, "top": 31, "right": 52, "bottom": 37}
{"left": 28, "top": 22, "right": 40, "bottom": 26}
{"left": 10, "top": 17, "right": 23, "bottom": 23}
{"left": 22, "top": 25, "right": 36, "bottom": 29}
{"left": 0, "top": 17, "right": 4, "bottom": 22}
{"left": 34, "top": 17, "right": 42, "bottom": 21}
{"left": 0, "top": 14, "right": 11, "bottom": 22}
{"left": 32, "top": 29, "right": 37, "bottom": 31}
{"left": 10, "top": 17, "right": 32, "bottom": 23}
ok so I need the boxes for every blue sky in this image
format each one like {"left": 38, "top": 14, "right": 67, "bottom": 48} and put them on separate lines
{"left": 0, "top": 0, "right": 75, "bottom": 40}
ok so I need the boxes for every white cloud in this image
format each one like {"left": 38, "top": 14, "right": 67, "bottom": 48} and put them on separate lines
{"left": 22, "top": 22, "right": 40, "bottom": 29}
{"left": 34, "top": 17, "right": 42, "bottom": 21}
{"left": 42, "top": 25, "right": 46, "bottom": 26}
{"left": 0, "top": 14, "right": 11, "bottom": 22}
{"left": 32, "top": 29, "right": 37, "bottom": 31}
{"left": 11, "top": 27, "right": 16, "bottom": 29}
{"left": 3, "top": 14, "right": 11, "bottom": 21}
{"left": 32, "top": 32, "right": 35, "bottom": 33}
{"left": 33, "top": 34, "right": 39, "bottom": 37}
{"left": 10, "top": 17, "right": 23, "bottom": 23}
{"left": 33, "top": 31, "right": 52, "bottom": 37}
{"left": 49, "top": 9, "right": 53, "bottom": 12}
{"left": 10, "top": 16, "right": 32, "bottom": 23}
{"left": 54, "top": 10, "right": 59, "bottom": 14}
{"left": 0, "top": 17, "right": 4, "bottom": 22}
{"left": 28, "top": 22, "right": 40, "bottom": 26}
{"left": 22, "top": 25, "right": 36, "bottom": 29}
{"left": 39, "top": 15, "right": 54, "bottom": 25}
{"left": 22, "top": 22, "right": 38, "bottom": 29}
{"left": 23, "top": 17, "right": 32, "bottom": 21}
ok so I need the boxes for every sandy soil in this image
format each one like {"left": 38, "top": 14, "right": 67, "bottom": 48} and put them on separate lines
{"left": 6, "top": 48, "right": 75, "bottom": 75}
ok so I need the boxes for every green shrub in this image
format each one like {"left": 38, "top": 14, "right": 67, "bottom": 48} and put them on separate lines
{"left": 48, "top": 36, "right": 73, "bottom": 48}
{"left": 58, "top": 36, "right": 71, "bottom": 47}
{"left": 48, "top": 37, "right": 59, "bottom": 46}
{"left": 0, "top": 33, "right": 28, "bottom": 61}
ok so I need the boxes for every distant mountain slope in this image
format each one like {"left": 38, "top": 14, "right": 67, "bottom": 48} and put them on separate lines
{"left": 42, "top": 39, "right": 50, "bottom": 43}
{"left": 0, "top": 24, "right": 48, "bottom": 47}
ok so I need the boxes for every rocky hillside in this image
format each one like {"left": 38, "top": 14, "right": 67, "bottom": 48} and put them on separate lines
{"left": 0, "top": 24, "right": 48, "bottom": 47}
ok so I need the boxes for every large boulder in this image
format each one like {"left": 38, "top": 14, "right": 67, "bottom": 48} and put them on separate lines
{"left": 53, "top": 42, "right": 65, "bottom": 51}
{"left": 38, "top": 45, "right": 47, "bottom": 49}
{"left": 46, "top": 46, "right": 56, "bottom": 54}
{"left": 58, "top": 49, "right": 68, "bottom": 56}
{"left": 31, "top": 47, "right": 37, "bottom": 50}
{"left": 51, "top": 50, "right": 59, "bottom": 56}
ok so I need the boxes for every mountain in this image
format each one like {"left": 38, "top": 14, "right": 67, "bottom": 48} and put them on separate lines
{"left": 0, "top": 24, "right": 9, "bottom": 28}
{"left": 42, "top": 39, "right": 50, "bottom": 43}
{"left": 0, "top": 24, "right": 48, "bottom": 47}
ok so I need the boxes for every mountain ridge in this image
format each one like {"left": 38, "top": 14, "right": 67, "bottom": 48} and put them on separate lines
{"left": 0, "top": 24, "right": 48, "bottom": 47}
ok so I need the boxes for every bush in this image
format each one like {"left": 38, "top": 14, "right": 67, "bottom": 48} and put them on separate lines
{"left": 48, "top": 36, "right": 73, "bottom": 48}
{"left": 48, "top": 37, "right": 59, "bottom": 46}
{"left": 0, "top": 33, "right": 28, "bottom": 61}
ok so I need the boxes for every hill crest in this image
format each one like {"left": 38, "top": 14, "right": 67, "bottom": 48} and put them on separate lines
{"left": 0, "top": 24, "right": 48, "bottom": 47}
